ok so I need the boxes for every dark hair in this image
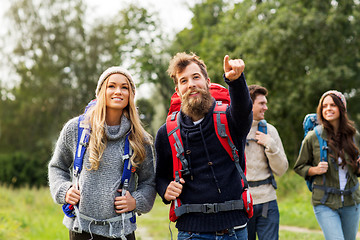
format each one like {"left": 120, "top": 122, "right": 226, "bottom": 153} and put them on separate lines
{"left": 317, "top": 93, "right": 359, "bottom": 171}
{"left": 248, "top": 85, "right": 268, "bottom": 103}
{"left": 167, "top": 52, "right": 208, "bottom": 85}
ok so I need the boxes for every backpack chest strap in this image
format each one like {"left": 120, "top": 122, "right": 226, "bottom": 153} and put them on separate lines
{"left": 248, "top": 175, "right": 277, "bottom": 189}
{"left": 313, "top": 181, "right": 359, "bottom": 204}
{"left": 174, "top": 199, "right": 244, "bottom": 217}
{"left": 77, "top": 210, "right": 133, "bottom": 239}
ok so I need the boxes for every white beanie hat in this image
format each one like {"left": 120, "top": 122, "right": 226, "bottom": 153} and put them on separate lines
{"left": 320, "top": 90, "right": 346, "bottom": 109}
{"left": 95, "top": 66, "right": 136, "bottom": 98}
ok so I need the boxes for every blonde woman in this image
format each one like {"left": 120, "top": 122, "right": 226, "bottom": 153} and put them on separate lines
{"left": 49, "top": 67, "right": 156, "bottom": 240}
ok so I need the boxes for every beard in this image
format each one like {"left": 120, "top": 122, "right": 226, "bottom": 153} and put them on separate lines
{"left": 181, "top": 87, "right": 213, "bottom": 118}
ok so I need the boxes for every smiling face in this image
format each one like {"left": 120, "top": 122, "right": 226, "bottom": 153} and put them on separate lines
{"left": 175, "top": 62, "right": 212, "bottom": 120}
{"left": 252, "top": 94, "right": 268, "bottom": 121}
{"left": 175, "top": 62, "right": 210, "bottom": 98}
{"left": 105, "top": 73, "right": 130, "bottom": 116}
{"left": 322, "top": 95, "right": 340, "bottom": 127}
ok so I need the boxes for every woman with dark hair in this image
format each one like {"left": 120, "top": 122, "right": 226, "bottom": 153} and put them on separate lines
{"left": 49, "top": 67, "right": 156, "bottom": 240}
{"left": 294, "top": 90, "right": 360, "bottom": 240}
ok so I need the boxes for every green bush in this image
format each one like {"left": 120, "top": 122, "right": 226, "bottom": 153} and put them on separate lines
{"left": 0, "top": 151, "right": 48, "bottom": 187}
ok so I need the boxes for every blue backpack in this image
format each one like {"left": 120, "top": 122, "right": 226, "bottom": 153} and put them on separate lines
{"left": 302, "top": 113, "right": 328, "bottom": 191}
{"left": 62, "top": 100, "right": 135, "bottom": 223}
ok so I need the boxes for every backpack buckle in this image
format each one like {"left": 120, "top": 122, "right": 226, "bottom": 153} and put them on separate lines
{"left": 202, "top": 203, "right": 218, "bottom": 214}
{"left": 93, "top": 220, "right": 107, "bottom": 226}
{"left": 74, "top": 167, "right": 80, "bottom": 177}
{"left": 180, "top": 168, "right": 190, "bottom": 176}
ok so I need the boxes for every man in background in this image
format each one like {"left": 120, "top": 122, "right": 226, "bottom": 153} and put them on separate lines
{"left": 245, "top": 85, "right": 288, "bottom": 240}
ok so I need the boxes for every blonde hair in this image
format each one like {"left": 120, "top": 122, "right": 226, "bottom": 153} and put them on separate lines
{"left": 86, "top": 74, "right": 152, "bottom": 170}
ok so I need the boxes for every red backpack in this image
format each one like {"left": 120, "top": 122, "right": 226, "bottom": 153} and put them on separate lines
{"left": 166, "top": 83, "right": 253, "bottom": 222}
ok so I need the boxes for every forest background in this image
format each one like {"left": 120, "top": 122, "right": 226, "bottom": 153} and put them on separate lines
{"left": 0, "top": 0, "right": 359, "bottom": 189}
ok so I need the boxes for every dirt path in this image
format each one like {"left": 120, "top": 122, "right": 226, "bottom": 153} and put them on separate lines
{"left": 280, "top": 225, "right": 360, "bottom": 238}
{"left": 136, "top": 225, "right": 360, "bottom": 239}
{"left": 280, "top": 225, "right": 322, "bottom": 234}
{"left": 136, "top": 226, "right": 154, "bottom": 240}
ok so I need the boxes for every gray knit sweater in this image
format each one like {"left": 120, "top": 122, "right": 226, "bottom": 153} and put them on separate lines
{"left": 48, "top": 115, "right": 156, "bottom": 238}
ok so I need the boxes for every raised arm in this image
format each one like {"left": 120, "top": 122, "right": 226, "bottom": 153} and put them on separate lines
{"left": 223, "top": 55, "right": 252, "bottom": 138}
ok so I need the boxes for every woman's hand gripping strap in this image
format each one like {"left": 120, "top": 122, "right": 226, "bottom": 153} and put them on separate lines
{"left": 62, "top": 114, "right": 90, "bottom": 219}
{"left": 120, "top": 132, "right": 136, "bottom": 223}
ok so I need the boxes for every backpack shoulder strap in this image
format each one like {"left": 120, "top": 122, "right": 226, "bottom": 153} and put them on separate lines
{"left": 166, "top": 111, "right": 186, "bottom": 219}
{"left": 74, "top": 114, "right": 90, "bottom": 176}
{"left": 246, "top": 120, "right": 267, "bottom": 144}
{"left": 314, "top": 125, "right": 328, "bottom": 162}
{"left": 120, "top": 132, "right": 132, "bottom": 188}
{"left": 213, "top": 101, "right": 248, "bottom": 188}
{"left": 258, "top": 119, "right": 267, "bottom": 134}
{"left": 166, "top": 111, "right": 189, "bottom": 181}
{"left": 255, "top": 119, "right": 277, "bottom": 189}
{"left": 74, "top": 99, "right": 98, "bottom": 175}
{"left": 62, "top": 100, "right": 95, "bottom": 218}
{"left": 120, "top": 132, "right": 136, "bottom": 223}
{"left": 213, "top": 101, "right": 238, "bottom": 161}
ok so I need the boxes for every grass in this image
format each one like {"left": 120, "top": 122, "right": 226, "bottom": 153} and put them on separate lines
{"left": 136, "top": 197, "right": 178, "bottom": 239}
{"left": 277, "top": 171, "right": 321, "bottom": 230}
{"left": 279, "top": 230, "right": 324, "bottom": 240}
{"left": 1, "top": 171, "right": 357, "bottom": 239}
{"left": 0, "top": 186, "right": 68, "bottom": 240}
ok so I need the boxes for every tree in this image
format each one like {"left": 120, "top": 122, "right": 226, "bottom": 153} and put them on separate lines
{"left": 219, "top": 0, "right": 360, "bottom": 162}
{"left": 136, "top": 98, "right": 156, "bottom": 136}
{"left": 2, "top": 0, "right": 92, "bottom": 152}
{"left": 169, "top": 0, "right": 229, "bottom": 84}
{"left": 0, "top": 0, "right": 162, "bottom": 186}
{"left": 156, "top": 0, "right": 360, "bottom": 164}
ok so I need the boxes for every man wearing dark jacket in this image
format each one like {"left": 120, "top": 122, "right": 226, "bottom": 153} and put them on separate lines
{"left": 155, "top": 52, "right": 253, "bottom": 240}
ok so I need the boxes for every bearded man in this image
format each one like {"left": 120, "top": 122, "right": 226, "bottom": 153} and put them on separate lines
{"left": 155, "top": 52, "right": 253, "bottom": 240}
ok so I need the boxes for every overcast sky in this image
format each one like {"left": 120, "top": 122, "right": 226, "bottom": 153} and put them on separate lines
{"left": 0, "top": 0, "right": 195, "bottom": 90}
{"left": 0, "top": 0, "right": 195, "bottom": 39}
{"left": 87, "top": 0, "right": 195, "bottom": 35}
{"left": 83, "top": 0, "right": 196, "bottom": 96}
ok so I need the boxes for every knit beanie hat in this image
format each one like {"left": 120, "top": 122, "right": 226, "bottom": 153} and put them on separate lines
{"left": 95, "top": 66, "right": 136, "bottom": 98}
{"left": 320, "top": 90, "right": 346, "bottom": 109}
